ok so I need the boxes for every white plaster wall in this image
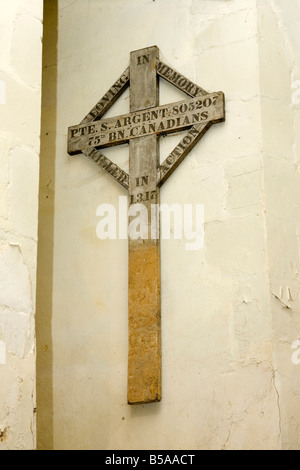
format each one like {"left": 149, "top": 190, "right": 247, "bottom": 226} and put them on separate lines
{"left": 37, "top": 0, "right": 300, "bottom": 450}
{"left": 257, "top": 0, "right": 300, "bottom": 450}
{"left": 0, "top": 0, "right": 43, "bottom": 450}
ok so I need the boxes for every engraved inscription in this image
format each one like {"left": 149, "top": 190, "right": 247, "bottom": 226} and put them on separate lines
{"left": 137, "top": 54, "right": 150, "bottom": 65}
{"left": 84, "top": 148, "right": 129, "bottom": 190}
{"left": 157, "top": 60, "right": 207, "bottom": 97}
{"left": 68, "top": 92, "right": 224, "bottom": 154}
{"left": 130, "top": 190, "right": 156, "bottom": 205}
{"left": 136, "top": 176, "right": 149, "bottom": 187}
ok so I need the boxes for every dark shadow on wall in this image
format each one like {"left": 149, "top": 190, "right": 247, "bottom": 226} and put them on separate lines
{"left": 36, "top": 0, "right": 58, "bottom": 450}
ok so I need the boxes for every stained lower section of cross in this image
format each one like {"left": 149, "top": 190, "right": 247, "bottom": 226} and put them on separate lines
{"left": 128, "top": 242, "right": 161, "bottom": 404}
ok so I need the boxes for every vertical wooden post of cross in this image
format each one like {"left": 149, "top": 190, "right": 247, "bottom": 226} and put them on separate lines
{"left": 127, "top": 46, "right": 161, "bottom": 405}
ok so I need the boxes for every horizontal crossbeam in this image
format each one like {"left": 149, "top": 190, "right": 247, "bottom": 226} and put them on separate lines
{"left": 68, "top": 92, "right": 224, "bottom": 155}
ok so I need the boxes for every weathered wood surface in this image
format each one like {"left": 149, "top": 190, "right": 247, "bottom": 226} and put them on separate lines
{"left": 68, "top": 92, "right": 224, "bottom": 155}
{"left": 127, "top": 46, "right": 161, "bottom": 405}
{"left": 156, "top": 60, "right": 207, "bottom": 97}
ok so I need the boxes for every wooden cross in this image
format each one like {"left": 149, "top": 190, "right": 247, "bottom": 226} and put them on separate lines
{"left": 68, "top": 46, "right": 225, "bottom": 405}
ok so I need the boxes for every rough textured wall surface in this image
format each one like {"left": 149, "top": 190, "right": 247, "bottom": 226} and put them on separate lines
{"left": 0, "top": 0, "right": 43, "bottom": 450}
{"left": 37, "top": 0, "right": 300, "bottom": 450}
{"left": 258, "top": 0, "right": 300, "bottom": 450}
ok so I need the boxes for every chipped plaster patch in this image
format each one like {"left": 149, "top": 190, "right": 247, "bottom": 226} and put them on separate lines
{"left": 0, "top": 341, "right": 6, "bottom": 365}
{"left": 0, "top": 0, "right": 42, "bottom": 451}
{"left": 0, "top": 427, "right": 8, "bottom": 442}
{"left": 0, "top": 312, "right": 31, "bottom": 359}
{"left": 0, "top": 80, "right": 6, "bottom": 104}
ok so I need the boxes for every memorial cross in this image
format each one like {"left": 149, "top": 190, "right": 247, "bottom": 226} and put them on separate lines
{"left": 68, "top": 46, "right": 225, "bottom": 404}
